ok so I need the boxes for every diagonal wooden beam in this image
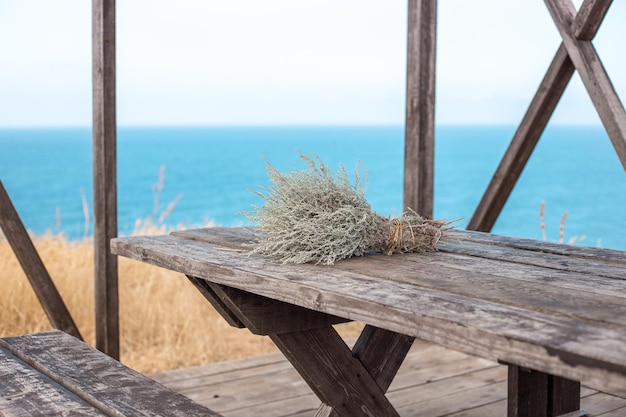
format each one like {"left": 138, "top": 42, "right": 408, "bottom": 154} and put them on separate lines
{"left": 468, "top": 0, "right": 615, "bottom": 232}
{"left": 571, "top": 0, "right": 613, "bottom": 40}
{"left": 544, "top": 0, "right": 626, "bottom": 170}
{"left": 467, "top": 45, "right": 575, "bottom": 232}
{"left": 315, "top": 327, "right": 414, "bottom": 417}
{"left": 0, "top": 181, "right": 82, "bottom": 340}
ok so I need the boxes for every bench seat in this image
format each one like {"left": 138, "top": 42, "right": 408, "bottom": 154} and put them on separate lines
{"left": 0, "top": 330, "right": 221, "bottom": 416}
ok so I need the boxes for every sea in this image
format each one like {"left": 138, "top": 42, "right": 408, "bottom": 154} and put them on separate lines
{"left": 1, "top": 125, "right": 625, "bottom": 250}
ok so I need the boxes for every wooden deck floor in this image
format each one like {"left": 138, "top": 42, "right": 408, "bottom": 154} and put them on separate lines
{"left": 152, "top": 338, "right": 626, "bottom": 417}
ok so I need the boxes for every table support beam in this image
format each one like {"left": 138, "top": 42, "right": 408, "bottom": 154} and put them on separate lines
{"left": 507, "top": 365, "right": 586, "bottom": 417}
{"left": 272, "top": 328, "right": 400, "bottom": 417}
{"left": 315, "top": 326, "right": 414, "bottom": 417}
{"left": 188, "top": 278, "right": 403, "bottom": 417}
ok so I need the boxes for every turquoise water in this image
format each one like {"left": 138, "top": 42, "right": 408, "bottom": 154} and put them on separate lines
{"left": 0, "top": 125, "right": 624, "bottom": 250}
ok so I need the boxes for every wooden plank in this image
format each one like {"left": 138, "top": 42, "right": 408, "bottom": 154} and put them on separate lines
{"left": 447, "top": 230, "right": 626, "bottom": 265}
{"left": 153, "top": 340, "right": 626, "bottom": 417}
{"left": 93, "top": 0, "right": 119, "bottom": 359}
{"left": 340, "top": 254, "right": 626, "bottom": 327}
{"left": 0, "top": 181, "right": 82, "bottom": 339}
{"left": 315, "top": 327, "right": 414, "bottom": 417}
{"left": 597, "top": 405, "right": 626, "bottom": 417}
{"left": 152, "top": 350, "right": 289, "bottom": 385}
{"left": 110, "top": 234, "right": 626, "bottom": 396}
{"left": 158, "top": 341, "right": 490, "bottom": 409}
{"left": 550, "top": 376, "right": 582, "bottom": 416}
{"left": 544, "top": 0, "right": 626, "bottom": 170}
{"left": 172, "top": 226, "right": 257, "bottom": 248}
{"left": 397, "top": 380, "right": 507, "bottom": 416}
{"left": 186, "top": 275, "right": 245, "bottom": 328}
{"left": 1, "top": 331, "right": 222, "bottom": 416}
{"left": 572, "top": 0, "right": 613, "bottom": 41}
{"left": 0, "top": 346, "right": 105, "bottom": 416}
{"left": 507, "top": 365, "right": 582, "bottom": 417}
{"left": 351, "top": 326, "right": 414, "bottom": 391}
{"left": 403, "top": 0, "right": 436, "bottom": 218}
{"left": 438, "top": 241, "right": 626, "bottom": 285}
{"left": 507, "top": 365, "right": 549, "bottom": 417}
{"left": 207, "top": 283, "right": 350, "bottom": 335}
{"left": 269, "top": 327, "right": 400, "bottom": 417}
{"left": 174, "top": 227, "right": 626, "bottom": 292}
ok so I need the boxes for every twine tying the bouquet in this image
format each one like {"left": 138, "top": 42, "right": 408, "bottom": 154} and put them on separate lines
{"left": 384, "top": 214, "right": 448, "bottom": 255}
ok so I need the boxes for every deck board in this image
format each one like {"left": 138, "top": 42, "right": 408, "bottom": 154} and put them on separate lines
{"left": 152, "top": 339, "right": 626, "bottom": 416}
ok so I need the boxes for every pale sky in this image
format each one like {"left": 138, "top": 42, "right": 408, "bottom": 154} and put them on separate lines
{"left": 0, "top": 0, "right": 624, "bottom": 127}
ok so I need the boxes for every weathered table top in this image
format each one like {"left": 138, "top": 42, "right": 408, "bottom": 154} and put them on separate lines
{"left": 111, "top": 227, "right": 626, "bottom": 400}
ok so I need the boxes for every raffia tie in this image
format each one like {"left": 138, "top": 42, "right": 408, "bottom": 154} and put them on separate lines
{"left": 385, "top": 218, "right": 417, "bottom": 255}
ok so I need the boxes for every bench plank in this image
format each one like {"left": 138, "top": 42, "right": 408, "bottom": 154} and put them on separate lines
{"left": 0, "top": 346, "right": 105, "bottom": 416}
{"left": 0, "top": 331, "right": 221, "bottom": 417}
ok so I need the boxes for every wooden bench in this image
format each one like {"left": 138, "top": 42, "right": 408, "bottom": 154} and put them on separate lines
{"left": 0, "top": 330, "right": 222, "bottom": 416}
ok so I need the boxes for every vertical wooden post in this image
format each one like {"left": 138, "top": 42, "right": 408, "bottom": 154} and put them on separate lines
{"left": 92, "top": 0, "right": 119, "bottom": 359}
{"left": 403, "top": 0, "right": 437, "bottom": 219}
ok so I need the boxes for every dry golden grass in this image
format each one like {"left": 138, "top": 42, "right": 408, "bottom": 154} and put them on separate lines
{"left": 0, "top": 232, "right": 363, "bottom": 375}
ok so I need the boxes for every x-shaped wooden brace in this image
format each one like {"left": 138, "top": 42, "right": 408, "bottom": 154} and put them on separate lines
{"left": 469, "top": 0, "right": 626, "bottom": 232}
{"left": 187, "top": 276, "right": 413, "bottom": 417}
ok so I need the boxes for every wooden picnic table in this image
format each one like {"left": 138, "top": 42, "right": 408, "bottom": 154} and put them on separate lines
{"left": 111, "top": 227, "right": 626, "bottom": 417}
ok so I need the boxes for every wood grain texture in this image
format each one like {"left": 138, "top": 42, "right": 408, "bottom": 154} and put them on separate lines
{"left": 508, "top": 365, "right": 549, "bottom": 417}
{"left": 403, "top": 0, "right": 436, "bottom": 218}
{"left": 206, "top": 283, "right": 349, "bottom": 335}
{"left": 468, "top": 0, "right": 620, "bottom": 232}
{"left": 186, "top": 275, "right": 246, "bottom": 328}
{"left": 467, "top": 44, "right": 575, "bottom": 232}
{"left": 544, "top": 0, "right": 626, "bottom": 170}
{"left": 572, "top": 0, "right": 613, "bottom": 40}
{"left": 0, "top": 345, "right": 104, "bottom": 416}
{"left": 0, "top": 181, "right": 82, "bottom": 339}
{"left": 111, "top": 228, "right": 626, "bottom": 397}
{"left": 315, "top": 326, "right": 414, "bottom": 417}
{"left": 271, "top": 327, "right": 399, "bottom": 417}
{"left": 0, "top": 331, "right": 222, "bottom": 416}
{"left": 152, "top": 338, "right": 511, "bottom": 417}
{"left": 507, "top": 365, "right": 582, "bottom": 417}
{"left": 93, "top": 0, "right": 119, "bottom": 359}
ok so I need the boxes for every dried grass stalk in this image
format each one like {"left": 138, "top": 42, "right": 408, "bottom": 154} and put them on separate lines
{"left": 246, "top": 152, "right": 450, "bottom": 265}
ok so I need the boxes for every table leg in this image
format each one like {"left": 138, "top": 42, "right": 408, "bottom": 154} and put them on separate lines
{"left": 507, "top": 365, "right": 586, "bottom": 417}
{"left": 315, "top": 326, "right": 414, "bottom": 417}
{"left": 187, "top": 278, "right": 401, "bottom": 416}
{"left": 270, "top": 327, "right": 401, "bottom": 417}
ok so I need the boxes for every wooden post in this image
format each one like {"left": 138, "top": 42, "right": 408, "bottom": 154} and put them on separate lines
{"left": 507, "top": 365, "right": 583, "bottom": 417}
{"left": 0, "top": 181, "right": 82, "bottom": 340}
{"left": 403, "top": 0, "right": 437, "bottom": 219}
{"left": 92, "top": 0, "right": 119, "bottom": 359}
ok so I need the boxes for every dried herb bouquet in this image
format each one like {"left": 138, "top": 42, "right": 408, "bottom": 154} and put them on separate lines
{"left": 245, "top": 152, "right": 450, "bottom": 265}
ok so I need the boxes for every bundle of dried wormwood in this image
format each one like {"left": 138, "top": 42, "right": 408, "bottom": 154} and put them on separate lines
{"left": 246, "top": 152, "right": 450, "bottom": 265}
